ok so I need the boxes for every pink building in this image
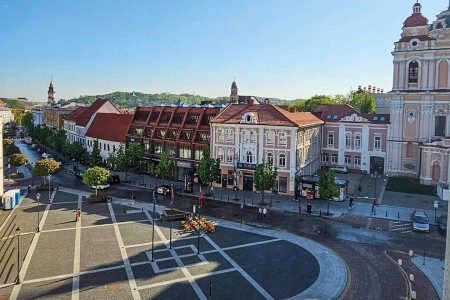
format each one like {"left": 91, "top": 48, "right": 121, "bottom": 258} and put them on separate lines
{"left": 210, "top": 99, "right": 323, "bottom": 196}
{"left": 313, "top": 104, "right": 390, "bottom": 174}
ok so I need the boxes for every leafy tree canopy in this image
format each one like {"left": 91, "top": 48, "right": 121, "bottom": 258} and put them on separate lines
{"left": 82, "top": 166, "right": 110, "bottom": 196}
{"left": 10, "top": 153, "right": 29, "bottom": 168}
{"left": 318, "top": 167, "right": 339, "bottom": 200}
{"left": 33, "top": 159, "right": 60, "bottom": 176}
{"left": 253, "top": 161, "right": 278, "bottom": 204}
{"left": 197, "top": 148, "right": 221, "bottom": 186}
{"left": 350, "top": 91, "right": 376, "bottom": 113}
{"left": 90, "top": 139, "right": 102, "bottom": 166}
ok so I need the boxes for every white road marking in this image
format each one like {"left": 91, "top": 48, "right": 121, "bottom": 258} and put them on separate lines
{"left": 107, "top": 202, "right": 141, "bottom": 300}
{"left": 9, "top": 189, "right": 56, "bottom": 300}
{"left": 71, "top": 195, "right": 82, "bottom": 300}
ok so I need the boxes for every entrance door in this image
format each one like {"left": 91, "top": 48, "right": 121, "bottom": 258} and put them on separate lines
{"left": 222, "top": 174, "right": 227, "bottom": 187}
{"left": 243, "top": 174, "right": 253, "bottom": 191}
{"left": 370, "top": 156, "right": 385, "bottom": 174}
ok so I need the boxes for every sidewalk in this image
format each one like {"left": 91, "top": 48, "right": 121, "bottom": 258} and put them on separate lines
{"left": 411, "top": 256, "right": 444, "bottom": 299}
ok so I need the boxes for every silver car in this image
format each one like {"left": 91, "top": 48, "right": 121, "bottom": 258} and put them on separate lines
{"left": 412, "top": 210, "right": 430, "bottom": 232}
{"left": 330, "top": 165, "right": 348, "bottom": 174}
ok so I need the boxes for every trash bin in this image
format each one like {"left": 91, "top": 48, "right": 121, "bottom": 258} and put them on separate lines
{"left": 307, "top": 203, "right": 312, "bottom": 214}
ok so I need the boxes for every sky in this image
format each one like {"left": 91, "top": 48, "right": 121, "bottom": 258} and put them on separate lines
{"left": 0, "top": 0, "right": 448, "bottom": 102}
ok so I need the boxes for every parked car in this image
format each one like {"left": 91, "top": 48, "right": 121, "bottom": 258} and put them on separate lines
{"left": 91, "top": 183, "right": 110, "bottom": 190}
{"left": 330, "top": 165, "right": 348, "bottom": 174}
{"left": 31, "top": 144, "right": 37, "bottom": 149}
{"left": 155, "top": 185, "right": 171, "bottom": 195}
{"left": 68, "top": 169, "right": 83, "bottom": 179}
{"left": 411, "top": 210, "right": 430, "bottom": 232}
{"left": 108, "top": 175, "right": 121, "bottom": 185}
{"left": 437, "top": 214, "right": 447, "bottom": 235}
{"left": 42, "top": 152, "right": 49, "bottom": 158}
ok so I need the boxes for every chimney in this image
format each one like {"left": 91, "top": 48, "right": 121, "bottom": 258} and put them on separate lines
{"left": 381, "top": 89, "right": 384, "bottom": 93}
{"left": 368, "top": 85, "right": 372, "bottom": 92}
{"left": 377, "top": 88, "right": 380, "bottom": 94}
{"left": 249, "top": 98, "right": 255, "bottom": 106}
{"left": 357, "top": 85, "right": 362, "bottom": 91}
{"left": 289, "top": 107, "right": 295, "bottom": 113}
{"left": 363, "top": 87, "right": 367, "bottom": 91}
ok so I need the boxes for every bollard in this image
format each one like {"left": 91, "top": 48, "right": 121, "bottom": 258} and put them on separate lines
{"left": 123, "top": 205, "right": 126, "bottom": 213}
{"left": 235, "top": 197, "right": 237, "bottom": 202}
{"left": 134, "top": 180, "right": 136, "bottom": 185}
{"left": 221, "top": 195, "right": 223, "bottom": 201}
{"left": 409, "top": 274, "right": 414, "bottom": 282}
{"left": 385, "top": 210, "right": 387, "bottom": 217}
{"left": 142, "top": 207, "right": 144, "bottom": 214}
{"left": 244, "top": 198, "right": 246, "bottom": 204}
{"left": 398, "top": 211, "right": 400, "bottom": 218}
{"left": 235, "top": 193, "right": 238, "bottom": 201}
{"left": 227, "top": 195, "right": 229, "bottom": 201}
{"left": 252, "top": 198, "right": 254, "bottom": 205}
{"left": 319, "top": 210, "right": 322, "bottom": 217}
{"left": 441, "top": 252, "right": 443, "bottom": 261}
{"left": 374, "top": 208, "right": 376, "bottom": 215}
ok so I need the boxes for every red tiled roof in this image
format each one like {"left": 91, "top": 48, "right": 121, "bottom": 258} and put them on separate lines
{"left": 312, "top": 104, "right": 390, "bottom": 124}
{"left": 64, "top": 99, "right": 119, "bottom": 127}
{"left": 85, "top": 113, "right": 133, "bottom": 142}
{"left": 404, "top": 13, "right": 428, "bottom": 27}
{"left": 211, "top": 103, "right": 323, "bottom": 127}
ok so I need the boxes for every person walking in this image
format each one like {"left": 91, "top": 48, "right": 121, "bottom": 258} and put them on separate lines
{"left": 263, "top": 207, "right": 267, "bottom": 219}
{"left": 258, "top": 207, "right": 262, "bottom": 219}
{"left": 75, "top": 208, "right": 82, "bottom": 222}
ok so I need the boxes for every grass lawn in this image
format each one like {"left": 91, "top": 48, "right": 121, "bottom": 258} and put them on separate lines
{"left": 386, "top": 177, "right": 436, "bottom": 195}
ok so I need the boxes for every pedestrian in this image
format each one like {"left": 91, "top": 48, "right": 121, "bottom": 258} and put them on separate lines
{"left": 199, "top": 193, "right": 204, "bottom": 207}
{"left": 263, "top": 207, "right": 267, "bottom": 219}
{"left": 27, "top": 185, "right": 31, "bottom": 193}
{"left": 258, "top": 207, "right": 262, "bottom": 219}
{"left": 75, "top": 208, "right": 82, "bottom": 222}
{"left": 349, "top": 196, "right": 354, "bottom": 210}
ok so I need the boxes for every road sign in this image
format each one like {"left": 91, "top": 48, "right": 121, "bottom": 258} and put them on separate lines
{"left": 240, "top": 204, "right": 244, "bottom": 209}
{"left": 434, "top": 200, "right": 439, "bottom": 208}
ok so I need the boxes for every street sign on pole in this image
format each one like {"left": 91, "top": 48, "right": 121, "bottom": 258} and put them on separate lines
{"left": 434, "top": 200, "right": 439, "bottom": 208}
{"left": 434, "top": 200, "right": 439, "bottom": 222}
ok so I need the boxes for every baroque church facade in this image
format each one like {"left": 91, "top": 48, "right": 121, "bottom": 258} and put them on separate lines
{"left": 386, "top": 2, "right": 450, "bottom": 187}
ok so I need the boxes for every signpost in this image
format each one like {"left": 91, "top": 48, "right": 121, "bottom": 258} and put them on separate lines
{"left": 434, "top": 200, "right": 439, "bottom": 222}
{"left": 240, "top": 203, "right": 243, "bottom": 225}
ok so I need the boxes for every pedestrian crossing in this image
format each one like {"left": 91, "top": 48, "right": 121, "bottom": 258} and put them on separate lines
{"left": 388, "top": 221, "right": 412, "bottom": 234}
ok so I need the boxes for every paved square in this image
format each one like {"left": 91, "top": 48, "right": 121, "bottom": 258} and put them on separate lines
{"left": 2, "top": 188, "right": 347, "bottom": 299}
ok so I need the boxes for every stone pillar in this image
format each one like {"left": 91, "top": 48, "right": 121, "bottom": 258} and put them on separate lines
{"left": 444, "top": 200, "right": 450, "bottom": 300}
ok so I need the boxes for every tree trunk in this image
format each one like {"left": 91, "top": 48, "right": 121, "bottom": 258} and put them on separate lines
{"left": 327, "top": 200, "right": 330, "bottom": 214}
{"left": 95, "top": 187, "right": 98, "bottom": 196}
{"left": 261, "top": 190, "right": 265, "bottom": 205}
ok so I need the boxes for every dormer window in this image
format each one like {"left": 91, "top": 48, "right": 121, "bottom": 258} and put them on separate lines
{"left": 246, "top": 115, "right": 251, "bottom": 122}
{"left": 241, "top": 112, "right": 258, "bottom": 124}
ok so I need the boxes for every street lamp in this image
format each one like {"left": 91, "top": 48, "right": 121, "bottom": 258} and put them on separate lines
{"left": 36, "top": 193, "right": 41, "bottom": 232}
{"left": 31, "top": 163, "right": 34, "bottom": 187}
{"left": 372, "top": 171, "right": 380, "bottom": 200}
{"left": 47, "top": 174, "right": 51, "bottom": 203}
{"left": 151, "top": 190, "right": 156, "bottom": 262}
{"left": 196, "top": 222, "right": 201, "bottom": 254}
{"left": 15, "top": 227, "right": 21, "bottom": 284}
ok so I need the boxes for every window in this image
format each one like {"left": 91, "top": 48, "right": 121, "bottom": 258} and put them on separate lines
{"left": 345, "top": 133, "right": 351, "bottom": 148}
{"left": 250, "top": 131, "right": 256, "bottom": 143}
{"left": 113, "top": 145, "right": 116, "bottom": 152}
{"left": 246, "top": 150, "right": 254, "bottom": 163}
{"left": 278, "top": 154, "right": 286, "bottom": 167}
{"left": 408, "top": 60, "right": 419, "bottom": 84}
{"left": 331, "top": 154, "right": 338, "bottom": 163}
{"left": 267, "top": 153, "right": 274, "bottom": 165}
{"left": 374, "top": 136, "right": 381, "bottom": 149}
{"left": 279, "top": 177, "right": 287, "bottom": 193}
{"left": 217, "top": 129, "right": 224, "bottom": 142}
{"left": 267, "top": 131, "right": 275, "bottom": 144}
{"left": 243, "top": 130, "right": 250, "bottom": 142}
{"left": 435, "top": 116, "right": 446, "bottom": 136}
{"left": 322, "top": 155, "right": 329, "bottom": 163}
{"left": 344, "top": 156, "right": 351, "bottom": 165}
{"left": 179, "top": 145, "right": 191, "bottom": 159}
{"left": 217, "top": 148, "right": 224, "bottom": 162}
{"left": 226, "top": 129, "right": 234, "bottom": 142}
{"left": 226, "top": 149, "right": 233, "bottom": 162}
{"left": 380, "top": 116, "right": 385, "bottom": 121}
{"left": 279, "top": 132, "right": 287, "bottom": 146}
{"left": 354, "top": 156, "right": 361, "bottom": 166}
{"left": 354, "top": 135, "right": 361, "bottom": 149}
{"left": 373, "top": 116, "right": 378, "bottom": 121}
{"left": 406, "top": 142, "right": 413, "bottom": 157}
{"left": 195, "top": 147, "right": 204, "bottom": 160}
{"left": 326, "top": 115, "right": 331, "bottom": 120}
{"left": 327, "top": 134, "right": 334, "bottom": 147}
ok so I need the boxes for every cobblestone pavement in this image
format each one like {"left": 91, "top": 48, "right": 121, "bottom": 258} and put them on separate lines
{"left": 0, "top": 188, "right": 346, "bottom": 300}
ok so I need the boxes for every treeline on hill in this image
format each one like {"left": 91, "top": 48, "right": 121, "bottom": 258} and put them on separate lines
{"left": 0, "top": 98, "right": 26, "bottom": 109}
{"left": 70, "top": 90, "right": 376, "bottom": 113}
{"left": 70, "top": 92, "right": 294, "bottom": 108}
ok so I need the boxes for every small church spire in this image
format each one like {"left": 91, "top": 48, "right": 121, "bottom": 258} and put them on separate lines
{"left": 413, "top": 1, "right": 422, "bottom": 14}
{"left": 48, "top": 77, "right": 56, "bottom": 103}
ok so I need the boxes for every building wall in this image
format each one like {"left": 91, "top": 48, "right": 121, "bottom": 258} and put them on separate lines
{"left": 86, "top": 137, "right": 122, "bottom": 164}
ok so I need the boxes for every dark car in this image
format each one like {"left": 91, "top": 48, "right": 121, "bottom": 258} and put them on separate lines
{"left": 36, "top": 184, "right": 59, "bottom": 191}
{"left": 108, "top": 175, "right": 121, "bottom": 185}
{"left": 437, "top": 214, "right": 447, "bottom": 235}
{"left": 155, "top": 185, "right": 171, "bottom": 195}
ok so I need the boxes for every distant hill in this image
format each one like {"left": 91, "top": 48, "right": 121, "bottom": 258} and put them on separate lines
{"left": 0, "top": 98, "right": 31, "bottom": 109}
{"left": 70, "top": 91, "right": 299, "bottom": 108}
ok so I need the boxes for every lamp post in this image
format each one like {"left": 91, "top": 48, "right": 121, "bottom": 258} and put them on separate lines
{"left": 47, "top": 174, "right": 51, "bottom": 203}
{"left": 31, "top": 163, "right": 34, "bottom": 187}
{"left": 151, "top": 190, "right": 156, "bottom": 262}
{"left": 196, "top": 222, "right": 200, "bottom": 254}
{"left": 15, "top": 227, "right": 21, "bottom": 284}
{"left": 169, "top": 184, "right": 173, "bottom": 249}
{"left": 372, "top": 171, "right": 380, "bottom": 200}
{"left": 36, "top": 193, "right": 41, "bottom": 232}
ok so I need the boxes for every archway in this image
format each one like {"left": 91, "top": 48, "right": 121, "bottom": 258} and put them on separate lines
{"left": 432, "top": 161, "right": 440, "bottom": 181}
{"left": 370, "top": 156, "right": 385, "bottom": 174}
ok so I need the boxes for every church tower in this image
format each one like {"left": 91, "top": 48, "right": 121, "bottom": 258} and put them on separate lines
{"left": 230, "top": 80, "right": 238, "bottom": 103}
{"left": 387, "top": 2, "right": 450, "bottom": 185}
{"left": 48, "top": 79, "right": 55, "bottom": 103}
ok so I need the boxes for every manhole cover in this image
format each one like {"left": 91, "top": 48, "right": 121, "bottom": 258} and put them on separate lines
{"left": 107, "top": 283, "right": 118, "bottom": 290}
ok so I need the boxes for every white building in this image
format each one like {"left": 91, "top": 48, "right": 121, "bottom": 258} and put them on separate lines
{"left": 32, "top": 110, "right": 43, "bottom": 127}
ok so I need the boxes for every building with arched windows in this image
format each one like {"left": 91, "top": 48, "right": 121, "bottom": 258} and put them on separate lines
{"left": 210, "top": 96, "right": 323, "bottom": 196}
{"left": 386, "top": 2, "right": 450, "bottom": 187}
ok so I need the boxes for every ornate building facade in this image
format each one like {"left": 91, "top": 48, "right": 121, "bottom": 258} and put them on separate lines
{"left": 387, "top": 2, "right": 450, "bottom": 186}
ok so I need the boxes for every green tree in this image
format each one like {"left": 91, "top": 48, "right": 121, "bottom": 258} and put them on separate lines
{"left": 71, "top": 141, "right": 87, "bottom": 167}
{"left": 302, "top": 95, "right": 335, "bottom": 112}
{"left": 253, "top": 161, "right": 278, "bottom": 205}
{"left": 14, "top": 112, "right": 23, "bottom": 126}
{"left": 197, "top": 147, "right": 221, "bottom": 187}
{"left": 54, "top": 130, "right": 66, "bottom": 156}
{"left": 127, "top": 143, "right": 144, "bottom": 173}
{"left": 9, "top": 153, "right": 29, "bottom": 173}
{"left": 90, "top": 139, "right": 102, "bottom": 166}
{"left": 82, "top": 166, "right": 110, "bottom": 196}
{"left": 157, "top": 151, "right": 174, "bottom": 185}
{"left": 318, "top": 167, "right": 339, "bottom": 214}
{"left": 33, "top": 159, "right": 60, "bottom": 184}
{"left": 4, "top": 144, "right": 20, "bottom": 156}
{"left": 115, "top": 145, "right": 132, "bottom": 181}
{"left": 107, "top": 151, "right": 118, "bottom": 171}
{"left": 22, "top": 112, "right": 33, "bottom": 132}
{"left": 350, "top": 90, "right": 376, "bottom": 113}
